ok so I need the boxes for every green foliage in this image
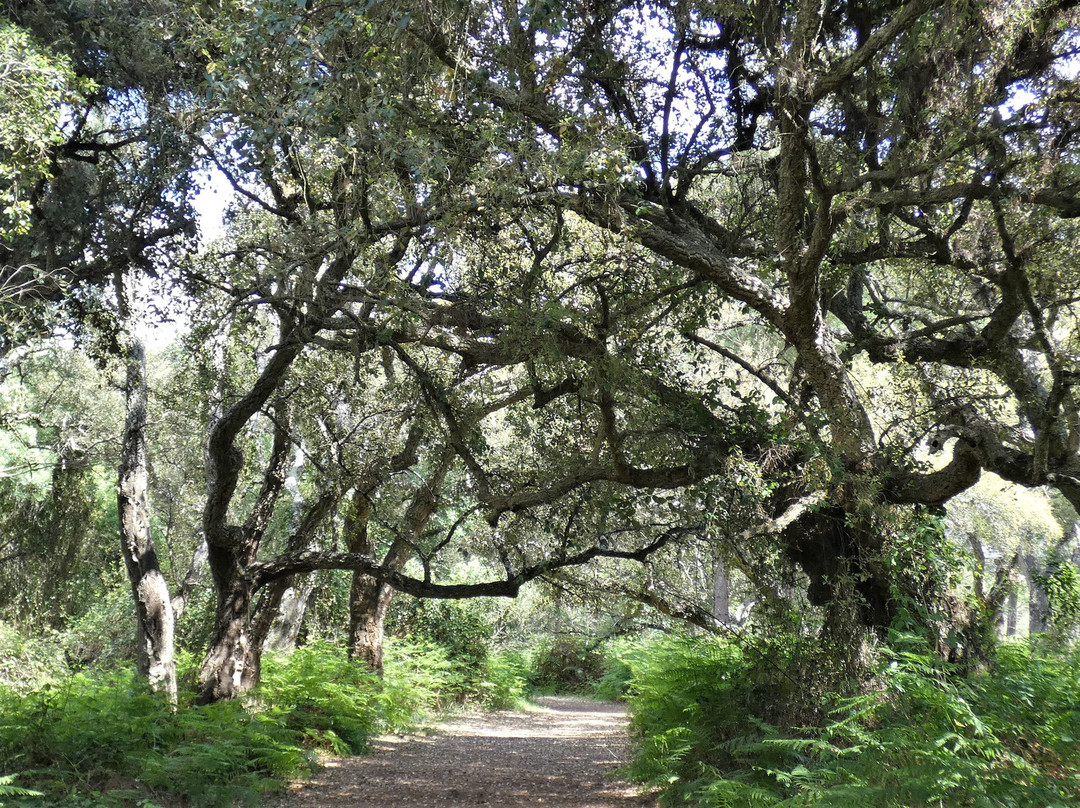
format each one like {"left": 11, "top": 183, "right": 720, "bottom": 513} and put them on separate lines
{"left": 0, "top": 773, "right": 42, "bottom": 805}
{"left": 618, "top": 634, "right": 759, "bottom": 793}
{"left": 529, "top": 635, "right": 609, "bottom": 694}
{"left": 58, "top": 584, "right": 136, "bottom": 669}
{"left": 0, "top": 668, "right": 308, "bottom": 807}
{"left": 257, "top": 643, "right": 384, "bottom": 755}
{"left": 393, "top": 598, "right": 493, "bottom": 669}
{"left": 258, "top": 640, "right": 455, "bottom": 754}
{"left": 0, "top": 639, "right": 476, "bottom": 807}
{"left": 390, "top": 598, "right": 528, "bottom": 706}
{"left": 476, "top": 650, "right": 530, "bottom": 710}
{"left": 0, "top": 22, "right": 92, "bottom": 238}
{"left": 619, "top": 633, "right": 1080, "bottom": 807}
{"left": 0, "top": 623, "right": 67, "bottom": 694}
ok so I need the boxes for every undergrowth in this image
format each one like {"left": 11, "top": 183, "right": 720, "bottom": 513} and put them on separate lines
{"left": 617, "top": 633, "right": 1080, "bottom": 807}
{"left": 0, "top": 638, "right": 527, "bottom": 808}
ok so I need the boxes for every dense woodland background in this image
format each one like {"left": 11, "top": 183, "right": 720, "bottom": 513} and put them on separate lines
{"left": 2, "top": 0, "right": 1080, "bottom": 805}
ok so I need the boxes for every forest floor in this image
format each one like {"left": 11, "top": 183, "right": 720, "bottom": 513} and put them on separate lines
{"left": 275, "top": 696, "right": 659, "bottom": 808}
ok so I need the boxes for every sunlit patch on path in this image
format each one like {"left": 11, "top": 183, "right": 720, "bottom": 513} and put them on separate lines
{"left": 278, "top": 696, "right": 658, "bottom": 807}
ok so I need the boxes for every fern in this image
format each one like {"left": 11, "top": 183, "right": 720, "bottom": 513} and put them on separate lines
{"left": 616, "top": 633, "right": 1080, "bottom": 807}
{"left": 0, "top": 773, "right": 43, "bottom": 805}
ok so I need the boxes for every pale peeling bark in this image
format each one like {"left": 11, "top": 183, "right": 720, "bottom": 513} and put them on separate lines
{"left": 263, "top": 581, "right": 316, "bottom": 652}
{"left": 115, "top": 269, "right": 177, "bottom": 703}
{"left": 1024, "top": 553, "right": 1050, "bottom": 636}
{"left": 712, "top": 557, "right": 731, "bottom": 626}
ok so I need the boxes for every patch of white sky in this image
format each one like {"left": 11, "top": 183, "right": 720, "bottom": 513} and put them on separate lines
{"left": 190, "top": 165, "right": 234, "bottom": 245}
{"left": 137, "top": 164, "right": 234, "bottom": 351}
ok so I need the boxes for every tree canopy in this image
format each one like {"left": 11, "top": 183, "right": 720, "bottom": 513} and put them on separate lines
{"left": 1, "top": 0, "right": 1079, "bottom": 701}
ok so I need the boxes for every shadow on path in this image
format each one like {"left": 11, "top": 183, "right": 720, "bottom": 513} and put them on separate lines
{"left": 278, "top": 696, "right": 658, "bottom": 807}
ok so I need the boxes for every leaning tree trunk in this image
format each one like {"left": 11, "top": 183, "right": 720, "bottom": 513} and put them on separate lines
{"left": 115, "top": 269, "right": 177, "bottom": 702}
{"left": 197, "top": 398, "right": 294, "bottom": 704}
{"left": 347, "top": 449, "right": 451, "bottom": 672}
{"left": 263, "top": 580, "right": 317, "bottom": 652}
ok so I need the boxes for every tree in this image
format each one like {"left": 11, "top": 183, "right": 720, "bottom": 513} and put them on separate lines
{"left": 115, "top": 270, "right": 177, "bottom": 701}
{"left": 0, "top": 20, "right": 90, "bottom": 242}
{"left": 7, "top": 0, "right": 1079, "bottom": 697}
{"left": 2, "top": 0, "right": 201, "bottom": 693}
{"left": 388, "top": 0, "right": 1080, "bottom": 644}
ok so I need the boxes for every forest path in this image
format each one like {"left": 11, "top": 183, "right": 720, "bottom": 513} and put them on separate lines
{"left": 276, "top": 696, "right": 659, "bottom": 808}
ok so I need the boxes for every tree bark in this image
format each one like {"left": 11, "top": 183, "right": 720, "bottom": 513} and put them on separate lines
{"left": 1024, "top": 553, "right": 1050, "bottom": 635}
{"left": 349, "top": 573, "right": 395, "bottom": 673}
{"left": 115, "top": 269, "right": 177, "bottom": 702}
{"left": 199, "top": 544, "right": 257, "bottom": 701}
{"left": 712, "top": 557, "right": 732, "bottom": 625}
{"left": 264, "top": 580, "right": 316, "bottom": 652}
{"left": 346, "top": 447, "right": 453, "bottom": 672}
{"left": 171, "top": 539, "right": 208, "bottom": 621}
{"left": 1006, "top": 588, "right": 1019, "bottom": 637}
{"left": 197, "top": 403, "right": 293, "bottom": 704}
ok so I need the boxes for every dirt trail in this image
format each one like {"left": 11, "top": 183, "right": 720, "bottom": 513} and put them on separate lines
{"left": 276, "top": 696, "right": 658, "bottom": 808}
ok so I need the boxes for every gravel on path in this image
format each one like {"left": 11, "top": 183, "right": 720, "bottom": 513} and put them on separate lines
{"left": 276, "top": 696, "right": 659, "bottom": 808}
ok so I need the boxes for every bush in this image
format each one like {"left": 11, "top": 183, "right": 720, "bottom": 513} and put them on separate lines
{"left": 619, "top": 632, "right": 1080, "bottom": 807}
{"left": 0, "top": 622, "right": 68, "bottom": 693}
{"left": 0, "top": 639, "right": 467, "bottom": 807}
{"left": 529, "top": 635, "right": 607, "bottom": 693}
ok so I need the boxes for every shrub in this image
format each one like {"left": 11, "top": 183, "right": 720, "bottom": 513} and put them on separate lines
{"left": 619, "top": 632, "right": 1080, "bottom": 807}
{"left": 0, "top": 639, "right": 467, "bottom": 807}
{"left": 529, "top": 635, "right": 607, "bottom": 693}
{"left": 0, "top": 622, "right": 68, "bottom": 693}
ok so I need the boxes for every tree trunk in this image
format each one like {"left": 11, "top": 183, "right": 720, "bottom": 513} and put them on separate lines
{"left": 264, "top": 580, "right": 316, "bottom": 652}
{"left": 115, "top": 269, "right": 177, "bottom": 702}
{"left": 712, "top": 557, "right": 731, "bottom": 625}
{"left": 171, "top": 539, "right": 208, "bottom": 620}
{"left": 346, "top": 448, "right": 452, "bottom": 671}
{"left": 349, "top": 573, "right": 395, "bottom": 673}
{"left": 1006, "top": 588, "right": 1019, "bottom": 637}
{"left": 344, "top": 485, "right": 389, "bottom": 671}
{"left": 262, "top": 447, "right": 318, "bottom": 653}
{"left": 1024, "top": 553, "right": 1050, "bottom": 635}
{"left": 198, "top": 544, "right": 256, "bottom": 703}
{"left": 197, "top": 409, "right": 292, "bottom": 704}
